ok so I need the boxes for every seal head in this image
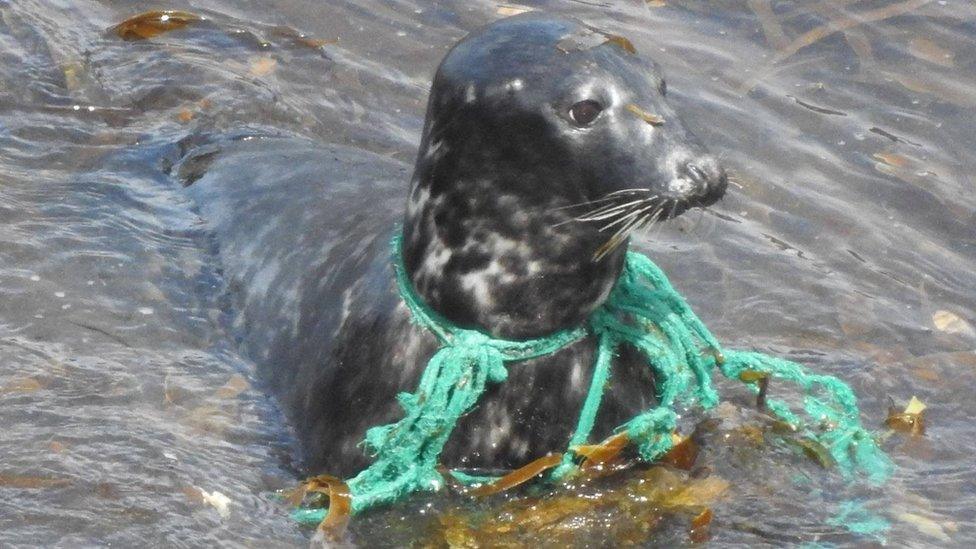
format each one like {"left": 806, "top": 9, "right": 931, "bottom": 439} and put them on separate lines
{"left": 404, "top": 14, "right": 727, "bottom": 339}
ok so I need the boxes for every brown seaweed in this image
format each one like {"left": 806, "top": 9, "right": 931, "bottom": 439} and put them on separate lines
{"left": 575, "top": 432, "right": 630, "bottom": 471}
{"left": 470, "top": 454, "right": 564, "bottom": 497}
{"left": 660, "top": 433, "right": 700, "bottom": 471}
{"left": 738, "top": 369, "right": 770, "bottom": 409}
{"left": 427, "top": 466, "right": 729, "bottom": 546}
{"left": 625, "top": 103, "right": 665, "bottom": 126}
{"left": 288, "top": 475, "right": 352, "bottom": 540}
{"left": 885, "top": 396, "right": 927, "bottom": 435}
{"left": 113, "top": 11, "right": 203, "bottom": 41}
{"left": 689, "top": 507, "right": 714, "bottom": 543}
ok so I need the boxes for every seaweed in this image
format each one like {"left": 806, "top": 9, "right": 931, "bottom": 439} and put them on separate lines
{"left": 113, "top": 11, "right": 203, "bottom": 41}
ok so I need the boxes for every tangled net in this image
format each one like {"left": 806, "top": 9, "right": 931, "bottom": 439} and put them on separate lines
{"left": 292, "top": 231, "right": 891, "bottom": 526}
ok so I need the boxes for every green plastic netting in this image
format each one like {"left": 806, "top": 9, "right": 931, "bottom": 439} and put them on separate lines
{"left": 292, "top": 231, "right": 891, "bottom": 525}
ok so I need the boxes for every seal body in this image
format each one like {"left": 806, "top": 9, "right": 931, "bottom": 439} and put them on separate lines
{"left": 183, "top": 14, "right": 726, "bottom": 477}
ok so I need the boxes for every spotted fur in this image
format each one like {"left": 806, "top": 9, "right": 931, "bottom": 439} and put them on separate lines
{"left": 186, "top": 13, "right": 726, "bottom": 477}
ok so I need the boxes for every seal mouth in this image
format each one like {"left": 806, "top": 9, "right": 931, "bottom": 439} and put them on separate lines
{"left": 555, "top": 181, "right": 726, "bottom": 260}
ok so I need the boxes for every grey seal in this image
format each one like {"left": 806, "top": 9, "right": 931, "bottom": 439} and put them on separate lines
{"left": 182, "top": 13, "right": 726, "bottom": 477}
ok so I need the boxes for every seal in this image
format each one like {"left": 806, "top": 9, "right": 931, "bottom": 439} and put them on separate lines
{"left": 182, "top": 13, "right": 726, "bottom": 478}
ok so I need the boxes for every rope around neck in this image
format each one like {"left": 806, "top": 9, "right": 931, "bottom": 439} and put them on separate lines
{"left": 293, "top": 230, "right": 891, "bottom": 523}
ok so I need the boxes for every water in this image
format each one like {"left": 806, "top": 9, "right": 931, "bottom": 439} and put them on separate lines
{"left": 1, "top": 0, "right": 974, "bottom": 546}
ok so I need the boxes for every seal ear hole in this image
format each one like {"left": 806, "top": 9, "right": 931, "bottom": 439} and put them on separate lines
{"left": 569, "top": 99, "right": 603, "bottom": 126}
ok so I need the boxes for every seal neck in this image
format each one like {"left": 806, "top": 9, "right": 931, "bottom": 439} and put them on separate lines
{"left": 392, "top": 230, "right": 590, "bottom": 354}
{"left": 400, "top": 170, "right": 627, "bottom": 340}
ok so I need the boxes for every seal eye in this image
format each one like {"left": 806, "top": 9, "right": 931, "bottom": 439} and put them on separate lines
{"left": 659, "top": 80, "right": 667, "bottom": 96}
{"left": 569, "top": 99, "right": 603, "bottom": 126}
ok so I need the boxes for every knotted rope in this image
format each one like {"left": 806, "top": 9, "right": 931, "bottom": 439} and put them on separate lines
{"left": 293, "top": 231, "right": 891, "bottom": 524}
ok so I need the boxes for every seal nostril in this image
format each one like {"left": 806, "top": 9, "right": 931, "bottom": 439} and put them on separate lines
{"left": 687, "top": 163, "right": 707, "bottom": 184}
{"left": 682, "top": 159, "right": 727, "bottom": 207}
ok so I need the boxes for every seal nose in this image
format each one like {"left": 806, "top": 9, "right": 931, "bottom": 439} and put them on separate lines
{"left": 681, "top": 156, "right": 727, "bottom": 207}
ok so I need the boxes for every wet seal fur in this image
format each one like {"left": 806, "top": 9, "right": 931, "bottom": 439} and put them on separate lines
{"left": 182, "top": 14, "right": 726, "bottom": 477}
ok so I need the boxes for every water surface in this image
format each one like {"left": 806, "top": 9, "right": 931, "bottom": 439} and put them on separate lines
{"left": 1, "top": 0, "right": 974, "bottom": 546}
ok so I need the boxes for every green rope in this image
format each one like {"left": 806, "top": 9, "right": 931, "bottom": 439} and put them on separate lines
{"left": 292, "top": 231, "right": 891, "bottom": 525}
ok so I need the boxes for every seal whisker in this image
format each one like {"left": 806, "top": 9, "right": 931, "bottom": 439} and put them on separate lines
{"left": 595, "top": 197, "right": 673, "bottom": 258}
{"left": 574, "top": 198, "right": 650, "bottom": 222}
{"left": 552, "top": 206, "right": 638, "bottom": 229}
{"left": 550, "top": 198, "right": 628, "bottom": 227}
{"left": 632, "top": 210, "right": 657, "bottom": 235}
{"left": 607, "top": 217, "right": 643, "bottom": 253}
{"left": 550, "top": 206, "right": 621, "bottom": 227}
{"left": 550, "top": 192, "right": 656, "bottom": 228}
{"left": 550, "top": 216, "right": 583, "bottom": 228}
{"left": 575, "top": 203, "right": 632, "bottom": 221}
{"left": 549, "top": 187, "right": 652, "bottom": 213}
{"left": 643, "top": 204, "right": 665, "bottom": 229}
{"left": 597, "top": 210, "right": 643, "bottom": 233}
{"left": 549, "top": 193, "right": 633, "bottom": 213}
{"left": 605, "top": 187, "right": 651, "bottom": 197}
{"left": 723, "top": 167, "right": 745, "bottom": 190}
{"left": 601, "top": 195, "right": 659, "bottom": 227}
{"left": 623, "top": 211, "right": 653, "bottom": 241}
{"left": 634, "top": 212, "right": 660, "bottom": 244}
{"left": 598, "top": 202, "right": 659, "bottom": 232}
{"left": 644, "top": 204, "right": 668, "bottom": 229}
{"left": 639, "top": 203, "right": 670, "bottom": 241}
{"left": 584, "top": 194, "right": 658, "bottom": 219}
{"left": 593, "top": 203, "right": 655, "bottom": 260}
{"left": 582, "top": 208, "right": 638, "bottom": 224}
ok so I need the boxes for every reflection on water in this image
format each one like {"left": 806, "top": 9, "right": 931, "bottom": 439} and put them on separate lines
{"left": 1, "top": 0, "right": 974, "bottom": 545}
